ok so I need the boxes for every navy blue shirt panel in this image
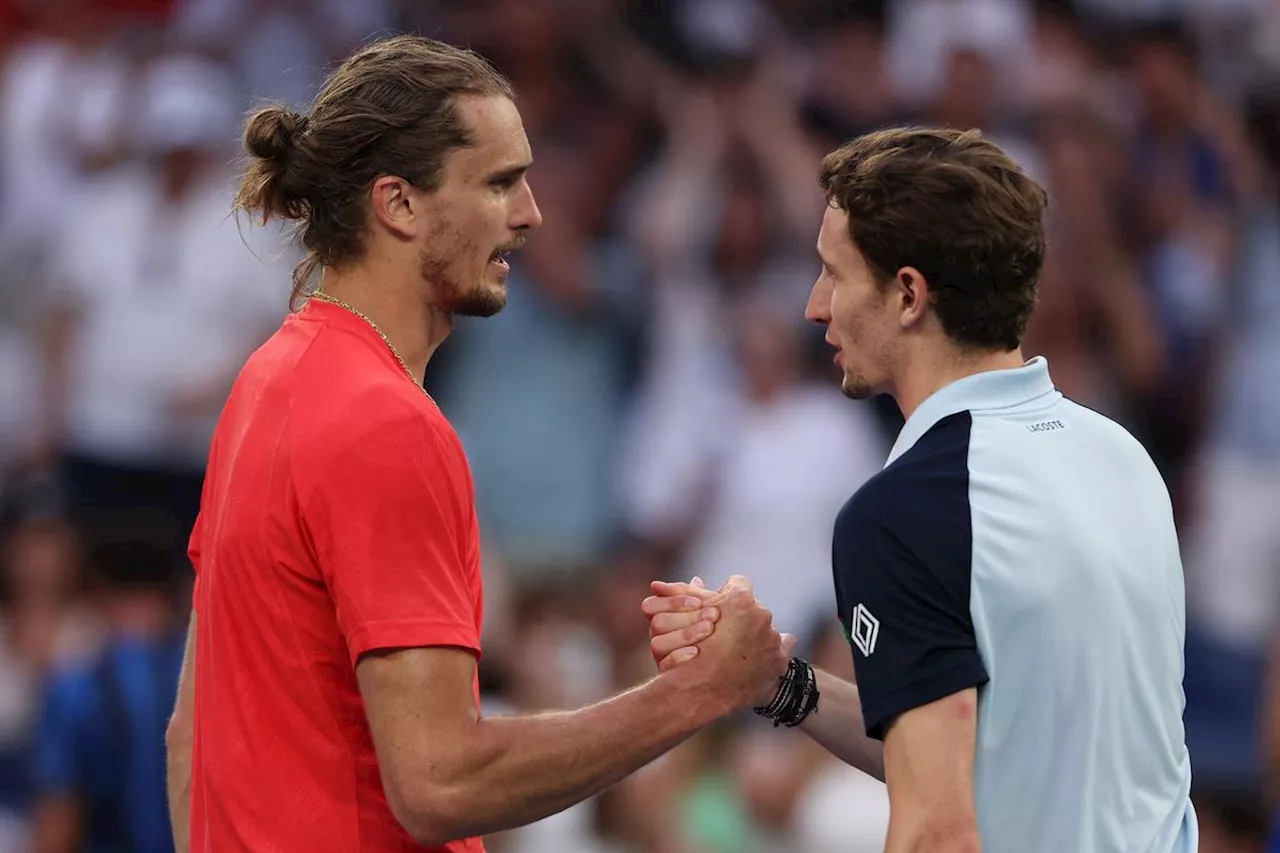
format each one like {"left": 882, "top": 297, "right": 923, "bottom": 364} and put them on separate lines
{"left": 833, "top": 411, "right": 989, "bottom": 741}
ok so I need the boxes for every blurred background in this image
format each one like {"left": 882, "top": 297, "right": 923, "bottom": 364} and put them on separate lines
{"left": 0, "top": 0, "right": 1276, "bottom": 851}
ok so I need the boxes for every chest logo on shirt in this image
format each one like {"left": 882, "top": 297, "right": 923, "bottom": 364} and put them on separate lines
{"left": 1026, "top": 419, "right": 1069, "bottom": 433}
{"left": 848, "top": 603, "right": 880, "bottom": 657}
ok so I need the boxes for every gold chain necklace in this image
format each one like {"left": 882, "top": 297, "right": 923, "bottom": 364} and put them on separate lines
{"left": 309, "top": 290, "right": 437, "bottom": 407}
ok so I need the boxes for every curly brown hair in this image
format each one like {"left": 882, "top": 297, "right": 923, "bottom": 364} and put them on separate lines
{"left": 819, "top": 127, "right": 1048, "bottom": 351}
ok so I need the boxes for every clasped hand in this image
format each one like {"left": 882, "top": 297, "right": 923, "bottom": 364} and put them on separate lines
{"left": 640, "top": 575, "right": 796, "bottom": 709}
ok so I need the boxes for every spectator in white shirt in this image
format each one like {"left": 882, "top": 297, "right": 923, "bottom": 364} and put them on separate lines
{"left": 37, "top": 52, "right": 293, "bottom": 555}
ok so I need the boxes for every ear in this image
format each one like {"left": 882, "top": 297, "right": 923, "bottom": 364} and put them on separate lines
{"left": 895, "top": 266, "right": 930, "bottom": 330}
{"left": 369, "top": 176, "right": 419, "bottom": 241}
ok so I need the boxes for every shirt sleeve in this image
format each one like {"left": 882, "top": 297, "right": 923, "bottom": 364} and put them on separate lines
{"left": 187, "top": 509, "right": 204, "bottom": 573}
{"left": 188, "top": 438, "right": 218, "bottom": 609}
{"left": 303, "top": 406, "right": 480, "bottom": 667}
{"left": 832, "top": 470, "right": 989, "bottom": 741}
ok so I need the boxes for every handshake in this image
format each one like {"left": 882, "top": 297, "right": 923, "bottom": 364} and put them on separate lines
{"left": 640, "top": 575, "right": 813, "bottom": 724}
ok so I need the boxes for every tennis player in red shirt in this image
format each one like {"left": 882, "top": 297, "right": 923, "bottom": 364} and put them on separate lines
{"left": 162, "top": 35, "right": 793, "bottom": 853}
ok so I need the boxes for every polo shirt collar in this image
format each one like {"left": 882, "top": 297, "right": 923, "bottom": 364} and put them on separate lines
{"left": 885, "top": 356, "right": 1059, "bottom": 465}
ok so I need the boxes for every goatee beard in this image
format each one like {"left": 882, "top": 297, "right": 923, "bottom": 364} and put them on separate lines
{"left": 449, "top": 287, "right": 507, "bottom": 318}
{"left": 841, "top": 375, "right": 875, "bottom": 400}
{"left": 418, "top": 241, "right": 508, "bottom": 319}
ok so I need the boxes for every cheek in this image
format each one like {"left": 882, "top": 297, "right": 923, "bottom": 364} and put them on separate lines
{"left": 830, "top": 290, "right": 863, "bottom": 342}
{"left": 435, "top": 204, "right": 490, "bottom": 259}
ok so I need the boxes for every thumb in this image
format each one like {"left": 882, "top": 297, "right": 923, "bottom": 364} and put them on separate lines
{"left": 781, "top": 632, "right": 797, "bottom": 659}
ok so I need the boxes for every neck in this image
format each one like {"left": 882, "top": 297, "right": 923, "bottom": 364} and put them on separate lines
{"left": 893, "top": 345, "right": 1026, "bottom": 421}
{"left": 317, "top": 261, "right": 453, "bottom": 387}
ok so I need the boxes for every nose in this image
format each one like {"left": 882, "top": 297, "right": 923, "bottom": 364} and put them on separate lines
{"left": 514, "top": 179, "right": 543, "bottom": 231}
{"left": 805, "top": 279, "right": 831, "bottom": 325}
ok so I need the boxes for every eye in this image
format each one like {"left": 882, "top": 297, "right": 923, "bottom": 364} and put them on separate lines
{"left": 490, "top": 172, "right": 522, "bottom": 190}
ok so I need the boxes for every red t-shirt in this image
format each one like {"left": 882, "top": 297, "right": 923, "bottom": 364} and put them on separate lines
{"left": 187, "top": 299, "right": 485, "bottom": 852}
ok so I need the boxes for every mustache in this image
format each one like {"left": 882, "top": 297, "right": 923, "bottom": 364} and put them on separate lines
{"left": 496, "top": 234, "right": 527, "bottom": 254}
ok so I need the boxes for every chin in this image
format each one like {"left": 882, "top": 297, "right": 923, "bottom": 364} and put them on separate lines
{"left": 450, "top": 284, "right": 507, "bottom": 318}
{"left": 840, "top": 374, "right": 878, "bottom": 400}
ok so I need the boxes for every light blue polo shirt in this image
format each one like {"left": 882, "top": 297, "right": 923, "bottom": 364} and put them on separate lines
{"left": 833, "top": 356, "right": 1198, "bottom": 853}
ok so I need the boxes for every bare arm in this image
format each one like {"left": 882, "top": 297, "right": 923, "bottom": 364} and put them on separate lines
{"left": 358, "top": 648, "right": 713, "bottom": 844}
{"left": 35, "top": 300, "right": 77, "bottom": 460}
{"left": 797, "top": 669, "right": 885, "bottom": 781}
{"left": 166, "top": 614, "right": 196, "bottom": 853}
{"left": 358, "top": 583, "right": 786, "bottom": 846}
{"left": 734, "top": 55, "right": 825, "bottom": 242}
{"left": 882, "top": 690, "right": 982, "bottom": 853}
{"left": 631, "top": 82, "right": 727, "bottom": 269}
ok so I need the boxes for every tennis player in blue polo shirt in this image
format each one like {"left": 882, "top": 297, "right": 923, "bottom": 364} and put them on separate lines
{"left": 644, "top": 126, "right": 1198, "bottom": 852}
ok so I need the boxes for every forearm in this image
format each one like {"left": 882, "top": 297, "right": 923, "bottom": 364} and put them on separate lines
{"left": 37, "top": 303, "right": 75, "bottom": 448}
{"left": 799, "top": 669, "right": 884, "bottom": 782}
{"left": 427, "top": 674, "right": 720, "bottom": 841}
{"left": 741, "top": 108, "right": 823, "bottom": 241}
{"left": 166, "top": 614, "right": 196, "bottom": 853}
{"left": 636, "top": 154, "right": 720, "bottom": 268}
{"left": 166, "top": 720, "right": 192, "bottom": 853}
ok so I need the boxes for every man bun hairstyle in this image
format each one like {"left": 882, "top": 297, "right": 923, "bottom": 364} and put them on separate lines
{"left": 233, "top": 35, "right": 514, "bottom": 307}
{"left": 239, "top": 106, "right": 310, "bottom": 220}
{"left": 819, "top": 127, "right": 1048, "bottom": 351}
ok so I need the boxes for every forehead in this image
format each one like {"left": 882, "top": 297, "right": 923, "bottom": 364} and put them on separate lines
{"left": 444, "top": 94, "right": 532, "bottom": 181}
{"left": 817, "top": 204, "right": 854, "bottom": 261}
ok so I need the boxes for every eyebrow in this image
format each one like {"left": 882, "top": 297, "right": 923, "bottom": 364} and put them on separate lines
{"left": 487, "top": 162, "right": 532, "bottom": 184}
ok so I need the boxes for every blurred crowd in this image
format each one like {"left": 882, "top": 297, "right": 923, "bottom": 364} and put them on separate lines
{"left": 0, "top": 0, "right": 1277, "bottom": 851}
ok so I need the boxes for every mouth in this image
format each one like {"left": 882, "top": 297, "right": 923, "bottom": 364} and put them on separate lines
{"left": 826, "top": 336, "right": 842, "bottom": 366}
{"left": 489, "top": 236, "right": 526, "bottom": 272}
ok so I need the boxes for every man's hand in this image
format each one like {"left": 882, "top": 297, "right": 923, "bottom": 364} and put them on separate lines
{"left": 642, "top": 576, "right": 719, "bottom": 670}
{"left": 664, "top": 576, "right": 792, "bottom": 710}
{"left": 642, "top": 576, "right": 796, "bottom": 705}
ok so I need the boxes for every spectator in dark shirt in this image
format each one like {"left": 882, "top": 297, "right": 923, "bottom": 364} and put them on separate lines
{"left": 30, "top": 517, "right": 184, "bottom": 853}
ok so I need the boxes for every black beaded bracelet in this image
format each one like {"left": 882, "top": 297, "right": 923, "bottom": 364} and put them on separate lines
{"left": 780, "top": 660, "right": 819, "bottom": 727}
{"left": 753, "top": 657, "right": 819, "bottom": 727}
